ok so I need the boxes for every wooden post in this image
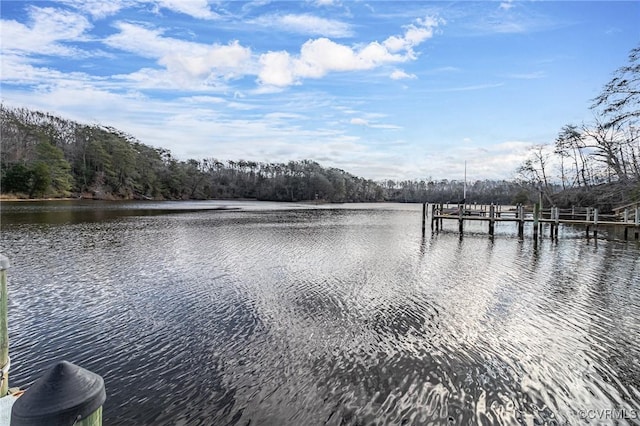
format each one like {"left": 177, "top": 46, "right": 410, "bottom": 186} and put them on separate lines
{"left": 553, "top": 206, "right": 560, "bottom": 239}
{"left": 571, "top": 205, "right": 575, "bottom": 219}
{"left": 422, "top": 202, "right": 426, "bottom": 233}
{"left": 533, "top": 203, "right": 539, "bottom": 241}
{"left": 635, "top": 207, "right": 640, "bottom": 240}
{"left": 0, "top": 255, "right": 9, "bottom": 397}
{"left": 593, "top": 208, "right": 598, "bottom": 239}
{"left": 439, "top": 203, "right": 443, "bottom": 229}
{"left": 518, "top": 204, "right": 524, "bottom": 239}
{"left": 488, "top": 204, "right": 495, "bottom": 236}
{"left": 430, "top": 204, "right": 435, "bottom": 231}
{"left": 457, "top": 203, "right": 463, "bottom": 234}
{"left": 586, "top": 207, "right": 591, "bottom": 222}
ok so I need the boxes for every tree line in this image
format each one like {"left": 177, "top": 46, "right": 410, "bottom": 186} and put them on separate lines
{"left": 0, "top": 105, "right": 384, "bottom": 202}
{"left": 516, "top": 44, "right": 640, "bottom": 209}
{"left": 1, "top": 105, "right": 531, "bottom": 204}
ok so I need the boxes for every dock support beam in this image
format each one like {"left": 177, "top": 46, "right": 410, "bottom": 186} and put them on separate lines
{"left": 422, "top": 202, "right": 426, "bottom": 234}
{"left": 430, "top": 204, "right": 436, "bottom": 231}
{"left": 533, "top": 203, "right": 539, "bottom": 241}
{"left": 552, "top": 206, "right": 559, "bottom": 240}
{"left": 517, "top": 204, "right": 524, "bottom": 239}
{"left": 458, "top": 203, "right": 464, "bottom": 234}
{"left": 489, "top": 204, "right": 495, "bottom": 236}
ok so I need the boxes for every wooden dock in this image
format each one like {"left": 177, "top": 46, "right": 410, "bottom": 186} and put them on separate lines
{"left": 421, "top": 203, "right": 640, "bottom": 241}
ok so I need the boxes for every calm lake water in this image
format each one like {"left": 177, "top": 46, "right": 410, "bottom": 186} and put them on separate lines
{"left": 1, "top": 200, "right": 639, "bottom": 425}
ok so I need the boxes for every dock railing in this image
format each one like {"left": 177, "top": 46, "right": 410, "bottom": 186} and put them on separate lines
{"left": 424, "top": 202, "right": 640, "bottom": 240}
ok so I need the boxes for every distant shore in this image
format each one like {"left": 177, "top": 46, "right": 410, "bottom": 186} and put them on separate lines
{"left": 0, "top": 195, "right": 339, "bottom": 204}
{"left": 0, "top": 196, "right": 81, "bottom": 202}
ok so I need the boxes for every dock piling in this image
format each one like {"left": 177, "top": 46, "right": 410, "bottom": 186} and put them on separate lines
{"left": 431, "top": 204, "right": 436, "bottom": 232}
{"left": 533, "top": 203, "right": 539, "bottom": 241}
{"left": 518, "top": 204, "right": 525, "bottom": 239}
{"left": 489, "top": 204, "right": 495, "bottom": 236}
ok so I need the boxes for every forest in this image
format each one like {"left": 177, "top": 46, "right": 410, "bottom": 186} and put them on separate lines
{"left": 0, "top": 104, "right": 529, "bottom": 205}
{"left": 2, "top": 44, "right": 638, "bottom": 208}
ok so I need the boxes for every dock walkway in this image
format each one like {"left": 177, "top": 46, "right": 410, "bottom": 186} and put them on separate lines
{"left": 421, "top": 203, "right": 640, "bottom": 240}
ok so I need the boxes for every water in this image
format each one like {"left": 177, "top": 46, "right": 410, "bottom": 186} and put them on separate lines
{"left": 1, "top": 201, "right": 639, "bottom": 425}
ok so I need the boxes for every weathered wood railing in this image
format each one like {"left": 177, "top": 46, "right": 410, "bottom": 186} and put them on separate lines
{"left": 423, "top": 203, "right": 640, "bottom": 241}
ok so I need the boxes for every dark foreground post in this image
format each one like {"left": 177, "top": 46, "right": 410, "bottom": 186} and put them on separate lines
{"left": 458, "top": 203, "right": 464, "bottom": 234}
{"left": 11, "top": 360, "right": 106, "bottom": 426}
{"left": 422, "top": 202, "right": 426, "bottom": 233}
{"left": 430, "top": 204, "right": 436, "bottom": 231}
{"left": 517, "top": 205, "right": 524, "bottom": 239}
{"left": 593, "top": 208, "right": 599, "bottom": 240}
{"left": 489, "top": 204, "right": 495, "bottom": 236}
{"left": 533, "top": 203, "right": 539, "bottom": 241}
{"left": 0, "top": 255, "right": 9, "bottom": 397}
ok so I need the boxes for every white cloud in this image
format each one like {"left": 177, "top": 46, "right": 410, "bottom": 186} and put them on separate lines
{"left": 349, "top": 117, "right": 401, "bottom": 130}
{"left": 105, "top": 23, "right": 252, "bottom": 83}
{"left": 259, "top": 37, "right": 406, "bottom": 86}
{"left": 0, "top": 6, "right": 92, "bottom": 57}
{"left": 152, "top": 0, "right": 220, "bottom": 20}
{"left": 390, "top": 69, "right": 416, "bottom": 80}
{"left": 252, "top": 14, "right": 352, "bottom": 37}
{"left": 258, "top": 51, "right": 296, "bottom": 87}
{"left": 500, "top": 1, "right": 514, "bottom": 11}
{"left": 58, "top": 0, "right": 134, "bottom": 19}
{"left": 350, "top": 118, "right": 369, "bottom": 126}
{"left": 258, "top": 15, "right": 441, "bottom": 87}
{"left": 294, "top": 38, "right": 401, "bottom": 78}
{"left": 383, "top": 16, "right": 442, "bottom": 55}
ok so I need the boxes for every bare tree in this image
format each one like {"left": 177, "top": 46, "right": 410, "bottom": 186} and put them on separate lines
{"left": 592, "top": 44, "right": 640, "bottom": 128}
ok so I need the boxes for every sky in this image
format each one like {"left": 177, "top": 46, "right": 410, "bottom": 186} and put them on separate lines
{"left": 1, "top": 1, "right": 638, "bottom": 181}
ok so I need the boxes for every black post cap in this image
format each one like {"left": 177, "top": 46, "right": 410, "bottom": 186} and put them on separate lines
{"left": 11, "top": 360, "right": 106, "bottom": 426}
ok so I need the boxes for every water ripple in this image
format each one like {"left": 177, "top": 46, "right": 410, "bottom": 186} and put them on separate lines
{"left": 1, "top": 204, "right": 639, "bottom": 425}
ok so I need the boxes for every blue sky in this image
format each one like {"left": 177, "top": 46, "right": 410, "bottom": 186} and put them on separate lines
{"left": 1, "top": 1, "right": 638, "bottom": 181}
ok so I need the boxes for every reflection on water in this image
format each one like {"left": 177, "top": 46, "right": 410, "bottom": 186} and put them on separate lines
{"left": 1, "top": 201, "right": 639, "bottom": 425}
